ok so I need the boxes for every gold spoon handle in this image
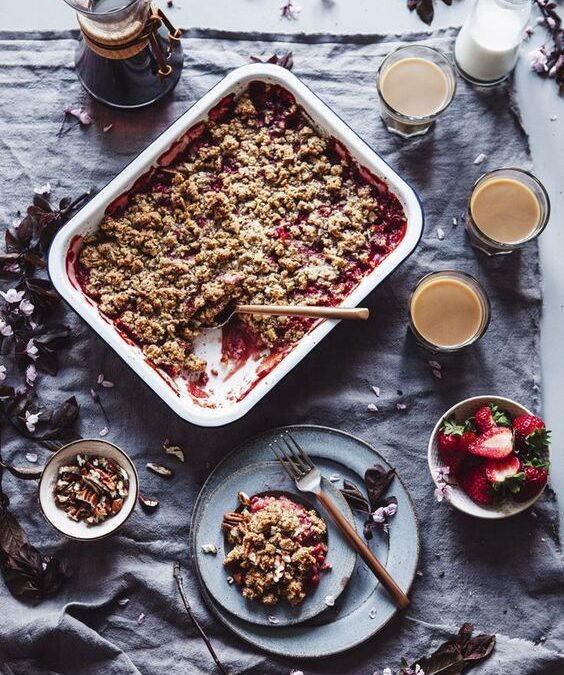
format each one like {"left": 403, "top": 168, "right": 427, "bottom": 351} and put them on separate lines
{"left": 235, "top": 304, "right": 369, "bottom": 320}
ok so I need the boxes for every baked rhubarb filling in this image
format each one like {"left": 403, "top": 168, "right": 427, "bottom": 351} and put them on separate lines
{"left": 76, "top": 82, "right": 407, "bottom": 381}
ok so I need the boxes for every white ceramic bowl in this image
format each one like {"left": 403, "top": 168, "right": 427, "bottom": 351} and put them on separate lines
{"left": 428, "top": 395, "right": 549, "bottom": 519}
{"left": 39, "top": 439, "right": 138, "bottom": 540}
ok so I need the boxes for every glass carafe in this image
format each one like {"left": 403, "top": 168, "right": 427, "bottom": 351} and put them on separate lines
{"left": 64, "top": 0, "right": 183, "bottom": 109}
{"left": 454, "top": 0, "right": 531, "bottom": 86}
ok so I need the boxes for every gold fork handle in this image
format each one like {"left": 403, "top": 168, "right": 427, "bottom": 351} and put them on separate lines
{"left": 317, "top": 489, "right": 410, "bottom": 610}
{"left": 235, "top": 304, "right": 369, "bottom": 320}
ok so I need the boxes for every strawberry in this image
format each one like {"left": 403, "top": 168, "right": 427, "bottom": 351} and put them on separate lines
{"left": 458, "top": 466, "right": 493, "bottom": 505}
{"left": 474, "top": 404, "right": 511, "bottom": 433}
{"left": 512, "top": 414, "right": 550, "bottom": 454}
{"left": 468, "top": 427, "right": 513, "bottom": 459}
{"left": 438, "top": 419, "right": 474, "bottom": 474}
{"left": 484, "top": 454, "right": 525, "bottom": 497}
{"left": 514, "top": 462, "right": 549, "bottom": 502}
{"left": 513, "top": 414, "right": 545, "bottom": 438}
{"left": 459, "top": 431, "right": 477, "bottom": 452}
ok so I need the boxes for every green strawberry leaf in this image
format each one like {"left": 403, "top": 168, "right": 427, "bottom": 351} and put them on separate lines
{"left": 490, "top": 404, "right": 511, "bottom": 427}
{"left": 525, "top": 428, "right": 551, "bottom": 451}
{"left": 441, "top": 417, "right": 466, "bottom": 437}
{"left": 493, "top": 472, "right": 525, "bottom": 496}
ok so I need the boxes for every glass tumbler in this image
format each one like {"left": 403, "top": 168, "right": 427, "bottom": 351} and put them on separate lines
{"left": 375, "top": 45, "right": 457, "bottom": 138}
{"left": 409, "top": 271, "right": 491, "bottom": 353}
{"left": 466, "top": 168, "right": 550, "bottom": 256}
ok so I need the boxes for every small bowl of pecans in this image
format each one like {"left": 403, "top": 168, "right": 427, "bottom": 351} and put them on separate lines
{"left": 38, "top": 439, "right": 139, "bottom": 540}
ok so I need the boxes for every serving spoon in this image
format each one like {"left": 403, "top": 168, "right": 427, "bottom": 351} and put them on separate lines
{"left": 201, "top": 301, "right": 369, "bottom": 328}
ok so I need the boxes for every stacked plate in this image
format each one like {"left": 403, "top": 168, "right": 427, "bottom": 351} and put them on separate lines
{"left": 190, "top": 426, "right": 420, "bottom": 658}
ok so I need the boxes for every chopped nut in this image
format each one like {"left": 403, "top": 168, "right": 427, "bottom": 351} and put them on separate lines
{"left": 53, "top": 453, "right": 129, "bottom": 526}
{"left": 146, "top": 463, "right": 173, "bottom": 477}
{"left": 201, "top": 543, "right": 218, "bottom": 555}
{"left": 139, "top": 494, "right": 159, "bottom": 510}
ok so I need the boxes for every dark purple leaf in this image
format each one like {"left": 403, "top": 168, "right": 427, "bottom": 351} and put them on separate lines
{"left": 340, "top": 479, "right": 370, "bottom": 513}
{"left": 365, "top": 464, "right": 396, "bottom": 511}
{"left": 462, "top": 634, "right": 496, "bottom": 662}
{"left": 249, "top": 50, "right": 294, "bottom": 70}
{"left": 0, "top": 462, "right": 42, "bottom": 480}
{"left": 50, "top": 396, "right": 79, "bottom": 429}
{"left": 407, "top": 0, "right": 434, "bottom": 24}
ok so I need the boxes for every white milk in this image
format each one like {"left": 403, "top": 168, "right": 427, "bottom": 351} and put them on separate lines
{"left": 455, "top": 0, "right": 531, "bottom": 84}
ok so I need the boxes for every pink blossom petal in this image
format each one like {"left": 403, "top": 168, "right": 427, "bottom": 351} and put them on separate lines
{"left": 34, "top": 182, "right": 51, "bottom": 197}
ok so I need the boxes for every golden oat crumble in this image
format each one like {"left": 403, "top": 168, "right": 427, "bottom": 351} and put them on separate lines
{"left": 223, "top": 494, "right": 329, "bottom": 606}
{"left": 77, "top": 83, "right": 407, "bottom": 377}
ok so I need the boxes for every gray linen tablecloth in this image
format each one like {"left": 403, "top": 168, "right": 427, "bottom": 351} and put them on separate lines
{"left": 0, "top": 27, "right": 562, "bottom": 675}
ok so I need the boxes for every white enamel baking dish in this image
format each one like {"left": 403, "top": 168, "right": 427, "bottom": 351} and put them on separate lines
{"left": 48, "top": 63, "right": 424, "bottom": 427}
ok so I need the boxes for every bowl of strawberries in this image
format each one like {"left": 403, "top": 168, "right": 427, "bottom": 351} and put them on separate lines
{"left": 428, "top": 395, "right": 551, "bottom": 518}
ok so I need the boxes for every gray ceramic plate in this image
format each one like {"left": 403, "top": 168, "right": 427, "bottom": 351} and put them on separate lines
{"left": 193, "top": 461, "right": 357, "bottom": 626}
{"left": 190, "top": 425, "right": 420, "bottom": 658}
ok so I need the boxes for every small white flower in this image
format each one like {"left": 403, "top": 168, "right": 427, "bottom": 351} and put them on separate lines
{"left": 434, "top": 483, "right": 452, "bottom": 503}
{"left": 34, "top": 182, "right": 51, "bottom": 197}
{"left": 529, "top": 47, "right": 548, "bottom": 73}
{"left": 0, "top": 364, "right": 6, "bottom": 381}
{"left": 65, "top": 105, "right": 92, "bottom": 125}
{"left": 522, "top": 25, "right": 534, "bottom": 40}
{"left": 26, "top": 339, "right": 39, "bottom": 360}
{"left": 0, "top": 319, "right": 13, "bottom": 337}
{"left": 18, "top": 299, "right": 34, "bottom": 317}
{"left": 372, "top": 502, "right": 398, "bottom": 524}
{"left": 26, "top": 364, "right": 37, "bottom": 386}
{"left": 433, "top": 466, "right": 450, "bottom": 481}
{"left": 473, "top": 152, "right": 487, "bottom": 165}
{"left": 1, "top": 288, "right": 25, "bottom": 304}
{"left": 25, "top": 410, "right": 41, "bottom": 432}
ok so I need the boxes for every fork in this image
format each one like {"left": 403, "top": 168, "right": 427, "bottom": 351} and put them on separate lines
{"left": 271, "top": 432, "right": 410, "bottom": 610}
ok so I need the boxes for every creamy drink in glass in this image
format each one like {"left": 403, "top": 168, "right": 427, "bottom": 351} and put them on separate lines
{"left": 376, "top": 45, "right": 457, "bottom": 138}
{"left": 467, "top": 168, "right": 550, "bottom": 255}
{"left": 409, "top": 271, "right": 491, "bottom": 352}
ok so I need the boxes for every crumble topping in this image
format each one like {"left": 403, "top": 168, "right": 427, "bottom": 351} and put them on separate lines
{"left": 222, "top": 494, "right": 329, "bottom": 606}
{"left": 77, "top": 82, "right": 407, "bottom": 378}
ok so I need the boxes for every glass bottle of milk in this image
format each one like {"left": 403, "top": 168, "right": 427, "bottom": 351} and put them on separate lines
{"left": 454, "top": 0, "right": 531, "bottom": 86}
